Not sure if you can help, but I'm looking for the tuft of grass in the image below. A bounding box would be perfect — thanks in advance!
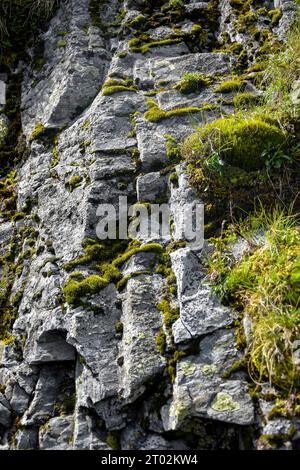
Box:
[177,72,212,94]
[0,0,58,37]
[208,208,300,391]
[261,12,300,121]
[214,78,245,93]
[0,0,59,65]
[51,144,60,167]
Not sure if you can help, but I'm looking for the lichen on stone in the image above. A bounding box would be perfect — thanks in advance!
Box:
[211,392,241,412]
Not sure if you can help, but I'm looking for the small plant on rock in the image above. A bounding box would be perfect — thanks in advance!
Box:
[177,72,212,94]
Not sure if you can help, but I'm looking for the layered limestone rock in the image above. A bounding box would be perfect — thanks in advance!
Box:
[0,0,298,450]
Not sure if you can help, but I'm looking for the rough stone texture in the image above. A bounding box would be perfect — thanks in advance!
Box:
[21,0,112,136]
[73,409,110,450]
[137,172,168,202]
[120,424,190,450]
[0,393,11,428]
[27,330,76,365]
[0,114,9,146]
[171,247,235,344]
[39,416,74,450]
[162,329,254,431]
[291,79,300,106]
[134,52,233,90]
[262,418,295,437]
[169,164,205,248]
[15,428,38,450]
[21,364,73,426]
[0,80,5,108]
[10,384,30,415]
[119,275,166,403]
[0,0,298,451]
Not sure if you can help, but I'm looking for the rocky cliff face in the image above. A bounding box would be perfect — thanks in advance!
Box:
[0,0,298,450]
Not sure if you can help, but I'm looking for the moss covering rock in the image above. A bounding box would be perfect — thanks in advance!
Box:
[144,101,202,123]
[182,115,287,171]
[63,241,164,305]
[214,78,245,93]
[29,122,46,142]
[65,175,82,192]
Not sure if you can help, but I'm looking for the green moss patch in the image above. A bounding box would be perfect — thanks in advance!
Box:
[156,327,167,356]
[113,243,164,267]
[214,78,245,93]
[129,37,182,54]
[57,39,67,48]
[164,134,181,162]
[157,297,180,329]
[63,241,164,305]
[233,92,261,109]
[116,270,150,290]
[102,85,137,96]
[29,122,46,142]
[182,115,287,171]
[268,8,282,26]
[144,102,202,123]
[126,14,146,28]
[101,78,137,96]
[89,0,106,28]
[65,175,82,192]
[63,268,121,305]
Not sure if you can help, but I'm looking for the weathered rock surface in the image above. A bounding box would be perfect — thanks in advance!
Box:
[0,393,11,428]
[39,416,74,450]
[162,329,254,431]
[171,247,234,344]
[0,0,298,451]
[137,172,168,202]
[0,115,9,146]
